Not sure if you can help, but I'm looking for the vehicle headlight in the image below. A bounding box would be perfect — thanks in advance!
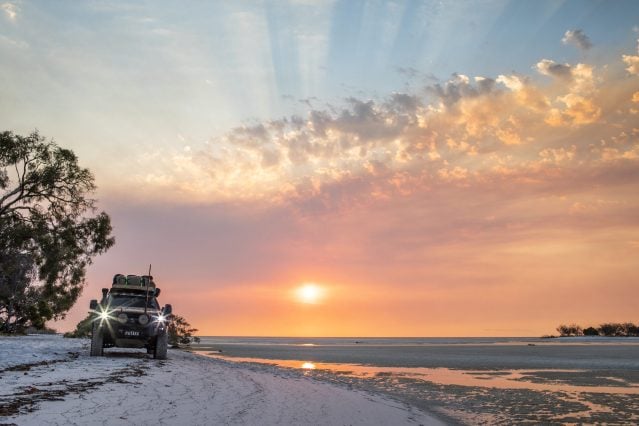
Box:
[156,314,167,324]
[138,314,149,325]
[99,310,111,321]
[117,313,128,324]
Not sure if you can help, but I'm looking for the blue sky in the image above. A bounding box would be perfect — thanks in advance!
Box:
[3,1,638,148]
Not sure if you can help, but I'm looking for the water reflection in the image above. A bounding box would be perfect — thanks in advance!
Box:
[203,353,639,395]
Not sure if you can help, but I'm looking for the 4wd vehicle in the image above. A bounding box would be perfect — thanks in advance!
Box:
[89,274,172,359]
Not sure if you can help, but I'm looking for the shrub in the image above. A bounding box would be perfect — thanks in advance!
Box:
[168,314,200,347]
[556,324,583,337]
[582,326,599,336]
[63,313,94,338]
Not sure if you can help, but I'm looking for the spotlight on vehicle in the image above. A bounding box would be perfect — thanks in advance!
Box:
[156,314,167,324]
[117,313,128,324]
[138,314,149,325]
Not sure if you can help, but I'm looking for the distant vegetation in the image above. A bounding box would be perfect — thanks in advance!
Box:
[63,313,93,338]
[555,323,639,337]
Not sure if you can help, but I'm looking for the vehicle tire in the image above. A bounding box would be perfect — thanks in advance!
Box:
[154,330,168,360]
[90,323,104,357]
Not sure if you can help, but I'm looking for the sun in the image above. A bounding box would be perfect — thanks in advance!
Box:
[296,283,324,304]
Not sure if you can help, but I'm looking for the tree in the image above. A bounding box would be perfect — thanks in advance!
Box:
[0,131,114,333]
[168,314,201,347]
[620,322,639,337]
[598,323,623,337]
[597,322,639,337]
[556,324,583,337]
[583,326,599,336]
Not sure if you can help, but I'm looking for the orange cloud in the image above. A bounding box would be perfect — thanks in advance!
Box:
[111,40,639,211]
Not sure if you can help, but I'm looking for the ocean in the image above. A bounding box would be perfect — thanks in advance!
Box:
[191,336,639,424]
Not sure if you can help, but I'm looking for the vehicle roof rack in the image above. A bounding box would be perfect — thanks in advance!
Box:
[111,274,155,290]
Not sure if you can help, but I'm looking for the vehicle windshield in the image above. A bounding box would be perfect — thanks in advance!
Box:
[108,294,159,309]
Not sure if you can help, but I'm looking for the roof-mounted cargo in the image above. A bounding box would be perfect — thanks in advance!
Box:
[112,274,155,290]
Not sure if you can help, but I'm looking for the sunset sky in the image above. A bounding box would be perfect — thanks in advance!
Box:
[2,0,639,336]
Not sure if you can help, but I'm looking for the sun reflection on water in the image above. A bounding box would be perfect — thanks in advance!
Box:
[202,353,639,396]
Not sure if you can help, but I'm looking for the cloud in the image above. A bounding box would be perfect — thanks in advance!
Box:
[622,39,639,75]
[535,59,573,80]
[623,55,639,75]
[562,29,593,50]
[536,61,601,127]
[121,41,638,222]
[428,73,496,107]
[1,2,17,20]
[539,145,576,164]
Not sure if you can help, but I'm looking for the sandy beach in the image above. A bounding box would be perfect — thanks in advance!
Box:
[4,336,639,425]
[0,335,442,426]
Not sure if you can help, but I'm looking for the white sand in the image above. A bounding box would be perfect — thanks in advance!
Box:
[0,335,443,425]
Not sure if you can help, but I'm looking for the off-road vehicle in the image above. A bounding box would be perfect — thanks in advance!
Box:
[89,274,172,359]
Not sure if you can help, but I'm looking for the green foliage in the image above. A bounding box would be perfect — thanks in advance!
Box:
[168,314,200,347]
[63,313,94,338]
[0,131,114,333]
[0,251,38,332]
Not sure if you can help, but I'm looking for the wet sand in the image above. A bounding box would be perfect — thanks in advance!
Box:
[194,339,639,424]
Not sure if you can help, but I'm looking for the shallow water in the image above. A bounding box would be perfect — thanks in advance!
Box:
[192,337,639,424]
[202,354,639,395]
[193,336,639,369]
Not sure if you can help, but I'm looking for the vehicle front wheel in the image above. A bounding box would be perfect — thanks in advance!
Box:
[90,323,104,357]
[154,330,168,360]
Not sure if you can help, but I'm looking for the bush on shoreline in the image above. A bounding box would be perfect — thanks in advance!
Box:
[63,313,93,338]
[168,314,200,348]
[554,322,639,337]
